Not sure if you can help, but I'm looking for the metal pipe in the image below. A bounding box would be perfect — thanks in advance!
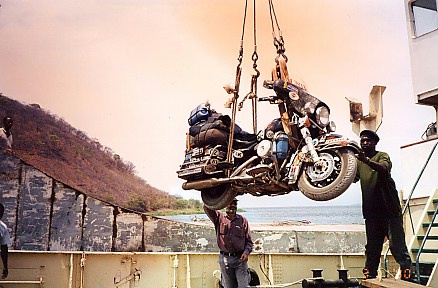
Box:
[186,254,191,288]
[247,281,301,288]
[231,156,259,177]
[181,155,259,190]
[268,254,274,285]
[0,278,43,284]
[402,141,437,216]
[114,270,142,287]
[416,204,438,283]
[172,254,178,288]
[182,175,253,190]
[80,253,86,288]
[69,253,74,288]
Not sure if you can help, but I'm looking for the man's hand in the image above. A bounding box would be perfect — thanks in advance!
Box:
[356,150,368,163]
[239,253,249,263]
[2,268,8,279]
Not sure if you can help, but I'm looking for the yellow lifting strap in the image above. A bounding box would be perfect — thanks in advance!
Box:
[271,56,296,148]
[185,132,191,154]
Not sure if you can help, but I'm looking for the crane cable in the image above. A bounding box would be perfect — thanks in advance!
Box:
[269,0,287,64]
[225,0,248,165]
[268,0,297,148]
[238,0,260,134]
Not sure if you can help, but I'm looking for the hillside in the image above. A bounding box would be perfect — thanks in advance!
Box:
[0,94,180,212]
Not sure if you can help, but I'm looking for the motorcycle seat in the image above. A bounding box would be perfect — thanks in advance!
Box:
[233,133,257,149]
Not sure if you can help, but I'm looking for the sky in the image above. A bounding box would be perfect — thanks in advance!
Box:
[0,1,435,208]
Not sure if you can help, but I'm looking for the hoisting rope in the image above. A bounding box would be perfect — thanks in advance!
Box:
[238,0,260,135]
[268,0,290,82]
[269,0,287,64]
[268,0,298,149]
[224,0,248,166]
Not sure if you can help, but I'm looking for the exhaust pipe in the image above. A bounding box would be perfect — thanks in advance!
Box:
[182,175,253,190]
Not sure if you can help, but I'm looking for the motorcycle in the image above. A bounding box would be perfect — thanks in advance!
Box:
[177,78,360,210]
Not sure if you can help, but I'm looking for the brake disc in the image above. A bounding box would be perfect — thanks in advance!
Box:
[306,152,335,182]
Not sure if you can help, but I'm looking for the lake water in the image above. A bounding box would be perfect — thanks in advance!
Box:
[159,204,364,225]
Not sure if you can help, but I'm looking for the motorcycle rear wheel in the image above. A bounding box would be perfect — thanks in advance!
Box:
[201,184,237,210]
[298,148,357,201]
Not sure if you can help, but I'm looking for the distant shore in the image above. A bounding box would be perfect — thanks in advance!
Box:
[154,215,365,232]
[148,208,203,216]
[149,208,246,216]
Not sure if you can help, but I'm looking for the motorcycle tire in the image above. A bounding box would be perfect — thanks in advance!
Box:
[201,184,237,210]
[298,148,357,201]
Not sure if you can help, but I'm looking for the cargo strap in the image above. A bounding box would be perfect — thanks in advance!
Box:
[224,0,248,167]
[271,56,298,149]
[225,0,261,167]
[237,0,260,135]
[267,0,296,148]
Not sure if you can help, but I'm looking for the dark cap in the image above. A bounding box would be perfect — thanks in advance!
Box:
[360,130,380,143]
[231,198,238,203]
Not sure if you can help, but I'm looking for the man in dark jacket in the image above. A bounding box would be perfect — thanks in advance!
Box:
[204,198,253,288]
[356,130,412,280]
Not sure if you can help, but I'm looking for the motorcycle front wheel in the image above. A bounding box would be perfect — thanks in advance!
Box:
[201,184,237,210]
[298,148,357,201]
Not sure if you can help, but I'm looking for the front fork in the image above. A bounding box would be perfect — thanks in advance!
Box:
[287,117,322,185]
[299,117,321,164]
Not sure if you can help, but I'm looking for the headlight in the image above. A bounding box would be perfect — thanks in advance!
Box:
[315,106,330,127]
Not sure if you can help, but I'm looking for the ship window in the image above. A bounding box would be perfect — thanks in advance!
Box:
[411,0,438,37]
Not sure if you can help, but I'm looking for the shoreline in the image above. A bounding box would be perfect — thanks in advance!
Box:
[156,216,365,232]
[250,222,365,232]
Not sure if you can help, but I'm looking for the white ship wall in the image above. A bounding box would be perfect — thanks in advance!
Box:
[404,0,438,105]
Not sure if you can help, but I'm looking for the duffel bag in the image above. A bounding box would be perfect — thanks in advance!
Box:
[192,128,228,147]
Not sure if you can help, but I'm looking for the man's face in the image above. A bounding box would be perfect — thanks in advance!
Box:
[360,135,377,153]
[3,118,13,130]
[225,201,237,215]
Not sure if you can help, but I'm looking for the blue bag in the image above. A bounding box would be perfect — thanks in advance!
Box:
[188,103,211,126]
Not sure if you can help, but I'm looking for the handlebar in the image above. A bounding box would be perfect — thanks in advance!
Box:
[261,80,282,103]
[263,80,274,89]
[258,96,279,103]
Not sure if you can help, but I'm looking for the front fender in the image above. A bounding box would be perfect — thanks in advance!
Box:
[316,135,361,154]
